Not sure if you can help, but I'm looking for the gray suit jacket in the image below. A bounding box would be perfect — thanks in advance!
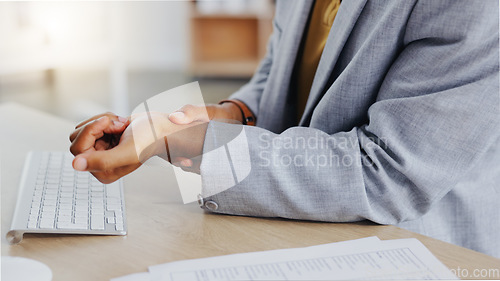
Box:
[199,0,500,258]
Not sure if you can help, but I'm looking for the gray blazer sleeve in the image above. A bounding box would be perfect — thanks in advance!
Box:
[199,1,499,224]
[227,19,281,116]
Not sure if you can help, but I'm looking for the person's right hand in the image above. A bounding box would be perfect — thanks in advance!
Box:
[168,103,243,126]
[166,103,242,170]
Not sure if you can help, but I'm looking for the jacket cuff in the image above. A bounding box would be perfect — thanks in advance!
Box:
[198,121,251,212]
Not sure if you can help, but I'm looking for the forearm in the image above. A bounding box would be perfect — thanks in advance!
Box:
[199,102,499,224]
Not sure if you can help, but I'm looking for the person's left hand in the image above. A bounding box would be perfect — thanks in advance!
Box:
[69,112,130,151]
[69,114,142,183]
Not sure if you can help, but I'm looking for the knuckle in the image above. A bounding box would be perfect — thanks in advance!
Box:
[98,171,116,184]
[69,131,77,142]
[181,104,195,112]
[69,144,81,156]
[95,158,110,171]
[99,115,111,123]
[91,173,111,184]
[80,123,93,135]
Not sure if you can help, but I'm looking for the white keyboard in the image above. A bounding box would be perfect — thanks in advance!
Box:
[7,151,127,244]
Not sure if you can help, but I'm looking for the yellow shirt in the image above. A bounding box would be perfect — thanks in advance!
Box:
[296,0,341,119]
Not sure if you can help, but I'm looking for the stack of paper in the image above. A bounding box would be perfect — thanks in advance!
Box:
[111,237,458,280]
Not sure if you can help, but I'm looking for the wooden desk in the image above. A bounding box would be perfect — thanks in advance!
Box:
[1,103,499,280]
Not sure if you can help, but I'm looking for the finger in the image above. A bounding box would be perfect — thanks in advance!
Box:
[95,139,109,151]
[177,163,200,174]
[69,127,83,142]
[171,156,193,167]
[76,112,129,129]
[73,140,138,172]
[70,117,128,142]
[72,118,128,151]
[70,116,116,155]
[168,104,210,125]
[90,163,140,184]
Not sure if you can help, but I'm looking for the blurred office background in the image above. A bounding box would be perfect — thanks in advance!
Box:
[0,0,274,121]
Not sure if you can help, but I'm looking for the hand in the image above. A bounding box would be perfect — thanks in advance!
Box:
[70,111,208,182]
[69,113,143,183]
[69,112,130,151]
[166,103,242,169]
[168,103,243,126]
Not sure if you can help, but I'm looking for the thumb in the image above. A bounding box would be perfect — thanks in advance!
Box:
[168,105,209,125]
[73,143,138,172]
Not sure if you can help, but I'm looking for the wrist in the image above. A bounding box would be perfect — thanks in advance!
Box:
[128,112,171,163]
[219,102,244,123]
[218,99,256,125]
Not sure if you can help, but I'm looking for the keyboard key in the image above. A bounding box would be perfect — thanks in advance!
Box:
[59,197,73,203]
[57,216,72,222]
[106,185,120,198]
[60,188,73,192]
[76,190,89,196]
[60,193,73,198]
[115,216,123,225]
[106,198,121,205]
[116,224,124,231]
[76,195,89,201]
[45,189,58,195]
[59,203,73,210]
[76,183,89,189]
[91,208,105,215]
[44,200,57,206]
[74,217,88,225]
[76,199,89,205]
[91,205,104,211]
[106,205,121,211]
[46,184,59,190]
[31,205,41,212]
[91,186,104,192]
[47,178,60,184]
[61,182,74,188]
[57,222,88,230]
[28,220,38,229]
[41,211,56,219]
[74,211,88,218]
[45,194,58,200]
[42,206,56,212]
[92,194,104,199]
[39,219,55,229]
[91,216,105,230]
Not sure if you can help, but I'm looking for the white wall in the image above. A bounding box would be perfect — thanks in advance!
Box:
[0,1,190,73]
[118,1,190,70]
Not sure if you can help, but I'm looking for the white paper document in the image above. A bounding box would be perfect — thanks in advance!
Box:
[112,237,458,281]
[111,272,151,281]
